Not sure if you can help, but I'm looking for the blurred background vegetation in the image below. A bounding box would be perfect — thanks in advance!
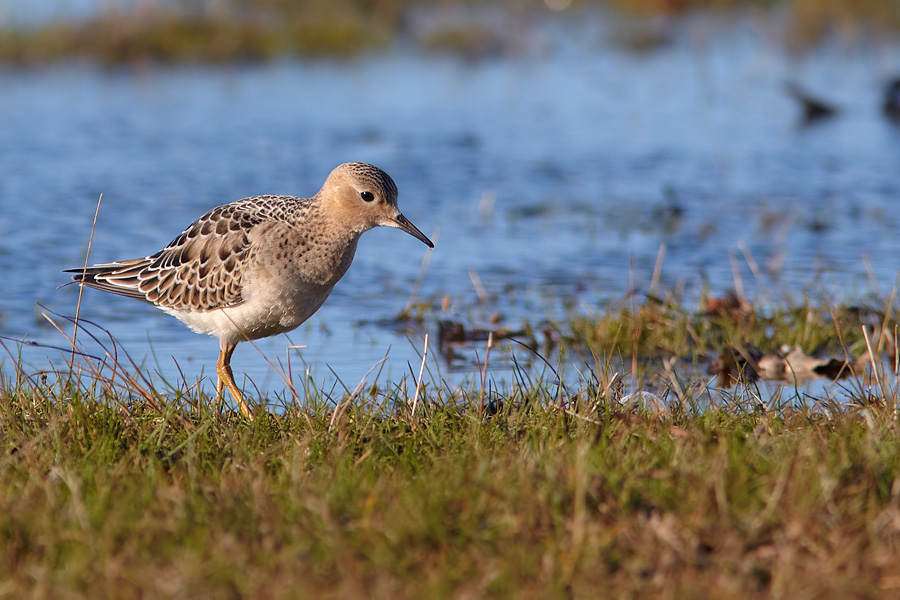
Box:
[1,0,899,65]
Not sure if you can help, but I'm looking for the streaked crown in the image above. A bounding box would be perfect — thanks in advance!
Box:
[337,162,399,204]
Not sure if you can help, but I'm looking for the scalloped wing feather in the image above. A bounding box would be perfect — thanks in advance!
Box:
[69,201,274,311]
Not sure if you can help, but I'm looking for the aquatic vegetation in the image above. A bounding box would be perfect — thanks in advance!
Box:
[548,290,887,359]
[0,8,385,64]
[426,286,894,392]
[1,0,899,65]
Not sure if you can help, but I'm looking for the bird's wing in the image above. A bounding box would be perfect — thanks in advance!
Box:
[68,201,273,311]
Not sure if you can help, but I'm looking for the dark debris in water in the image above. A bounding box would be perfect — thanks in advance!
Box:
[884,77,900,123]
[784,81,840,128]
[703,290,752,323]
[709,344,872,388]
[437,320,537,364]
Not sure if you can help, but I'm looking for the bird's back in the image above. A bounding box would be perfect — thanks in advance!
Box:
[68,194,319,312]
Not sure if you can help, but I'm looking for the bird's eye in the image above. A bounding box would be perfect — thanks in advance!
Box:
[360,191,375,202]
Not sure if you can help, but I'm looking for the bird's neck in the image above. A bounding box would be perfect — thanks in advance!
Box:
[296,220,362,287]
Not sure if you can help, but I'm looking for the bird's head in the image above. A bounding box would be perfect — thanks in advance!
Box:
[320,162,433,248]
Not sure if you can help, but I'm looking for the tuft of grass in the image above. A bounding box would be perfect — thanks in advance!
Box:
[547,292,890,363]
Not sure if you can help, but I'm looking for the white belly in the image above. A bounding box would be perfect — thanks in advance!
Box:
[162,276,334,346]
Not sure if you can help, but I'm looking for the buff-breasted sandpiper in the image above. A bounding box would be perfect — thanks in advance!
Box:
[67,162,433,419]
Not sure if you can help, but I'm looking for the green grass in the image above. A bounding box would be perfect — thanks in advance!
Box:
[2,333,900,597]
[2,292,899,597]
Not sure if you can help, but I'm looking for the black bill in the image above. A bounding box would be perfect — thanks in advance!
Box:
[391,213,434,248]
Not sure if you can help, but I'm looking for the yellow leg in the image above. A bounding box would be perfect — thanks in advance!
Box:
[216,343,253,420]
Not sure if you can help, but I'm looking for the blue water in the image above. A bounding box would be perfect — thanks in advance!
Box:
[2,22,900,401]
